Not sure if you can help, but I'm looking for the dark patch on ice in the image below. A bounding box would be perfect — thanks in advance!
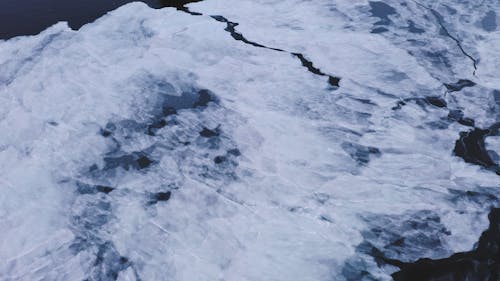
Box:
[163,89,217,112]
[68,82,238,280]
[381,208,500,281]
[142,80,215,114]
[447,110,475,127]
[457,118,475,127]
[154,191,171,201]
[288,206,305,213]
[426,120,449,130]
[75,240,140,281]
[352,97,377,106]
[444,79,476,92]
[369,1,396,26]
[96,185,115,194]
[193,89,216,107]
[424,96,447,108]
[453,123,500,175]
[103,152,154,171]
[106,122,117,131]
[89,242,133,281]
[341,142,381,165]
[227,148,241,157]
[392,100,407,110]
[148,191,172,205]
[494,90,500,105]
[94,83,239,184]
[407,20,425,34]
[197,127,223,150]
[481,11,497,32]
[69,193,113,258]
[214,155,227,164]
[199,127,220,138]
[114,119,146,135]
[99,122,117,137]
[392,96,447,110]
[145,85,218,136]
[214,147,242,166]
[448,188,499,208]
[342,258,377,281]
[363,211,451,261]
[146,88,217,136]
[100,129,113,138]
[99,122,117,138]
[423,50,453,69]
[76,182,115,195]
[89,164,99,172]
[137,155,153,169]
[212,148,241,165]
[371,26,389,34]
[146,120,168,136]
[319,215,333,223]
[493,90,500,121]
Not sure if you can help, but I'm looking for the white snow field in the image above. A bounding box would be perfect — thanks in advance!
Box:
[0,0,499,280]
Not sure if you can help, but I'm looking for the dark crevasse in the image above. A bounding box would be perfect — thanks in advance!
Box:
[210,15,341,87]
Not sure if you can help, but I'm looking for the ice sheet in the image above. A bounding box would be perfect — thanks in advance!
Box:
[0,1,499,280]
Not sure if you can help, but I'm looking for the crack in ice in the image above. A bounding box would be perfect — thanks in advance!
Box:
[413,0,478,76]
[178,5,341,88]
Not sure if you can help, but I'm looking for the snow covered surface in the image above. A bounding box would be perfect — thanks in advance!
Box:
[0,0,498,280]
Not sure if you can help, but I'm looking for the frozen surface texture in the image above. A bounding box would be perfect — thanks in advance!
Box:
[0,0,499,280]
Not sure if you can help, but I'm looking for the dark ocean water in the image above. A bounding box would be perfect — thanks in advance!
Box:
[0,0,199,39]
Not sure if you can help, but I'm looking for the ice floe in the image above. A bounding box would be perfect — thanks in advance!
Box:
[0,0,499,280]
